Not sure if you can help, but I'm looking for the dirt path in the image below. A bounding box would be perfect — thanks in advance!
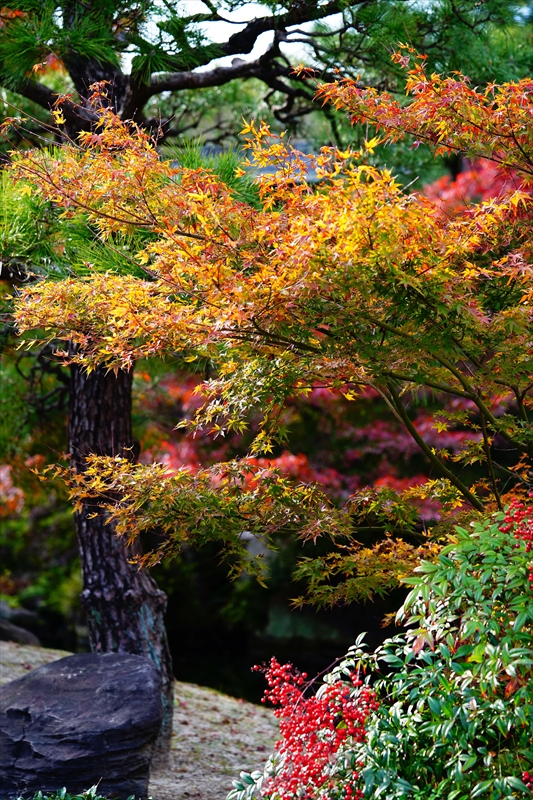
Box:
[0,641,277,800]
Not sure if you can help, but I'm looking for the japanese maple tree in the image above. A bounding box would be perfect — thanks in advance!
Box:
[9,51,533,604]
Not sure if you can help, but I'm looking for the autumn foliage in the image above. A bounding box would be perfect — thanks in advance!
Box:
[7,51,533,600]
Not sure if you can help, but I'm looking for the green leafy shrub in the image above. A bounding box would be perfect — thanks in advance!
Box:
[17,788,142,800]
[353,509,533,799]
[233,509,533,800]
[18,790,109,800]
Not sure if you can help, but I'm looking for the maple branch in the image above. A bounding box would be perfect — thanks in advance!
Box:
[383,370,473,399]
[14,156,213,244]
[232,319,322,355]
[398,283,488,372]
[363,313,478,394]
[504,100,533,173]
[340,93,533,178]
[492,460,531,487]
[370,383,410,429]
[423,368,525,454]
[14,155,150,227]
[480,412,502,511]
[511,385,529,422]
[362,312,528,450]
[518,382,533,407]
[387,382,484,512]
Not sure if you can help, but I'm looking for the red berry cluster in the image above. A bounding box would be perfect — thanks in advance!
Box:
[523,771,533,793]
[499,498,533,588]
[253,657,378,800]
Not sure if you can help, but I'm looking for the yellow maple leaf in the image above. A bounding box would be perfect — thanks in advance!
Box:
[364,136,382,154]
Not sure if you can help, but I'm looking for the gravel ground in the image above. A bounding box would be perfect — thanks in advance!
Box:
[0,641,278,800]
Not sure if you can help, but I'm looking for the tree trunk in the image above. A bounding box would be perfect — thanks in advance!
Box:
[69,363,173,765]
[44,27,174,764]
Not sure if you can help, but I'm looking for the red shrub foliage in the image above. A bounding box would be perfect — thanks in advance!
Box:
[499,496,533,588]
[254,657,378,800]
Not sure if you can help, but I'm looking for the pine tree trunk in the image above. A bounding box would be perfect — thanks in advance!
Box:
[69,363,173,765]
[47,31,174,765]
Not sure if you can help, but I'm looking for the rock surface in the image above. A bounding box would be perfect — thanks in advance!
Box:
[0,601,40,631]
[0,652,163,800]
[0,618,40,647]
[0,642,279,800]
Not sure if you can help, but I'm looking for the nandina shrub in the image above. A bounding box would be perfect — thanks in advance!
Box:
[228,653,378,800]
[500,498,533,589]
[350,509,533,800]
[260,657,377,800]
[231,509,533,800]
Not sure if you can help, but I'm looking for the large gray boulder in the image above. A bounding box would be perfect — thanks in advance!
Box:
[0,652,163,799]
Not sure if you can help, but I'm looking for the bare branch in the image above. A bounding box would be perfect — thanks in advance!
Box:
[137,0,355,106]
[218,1,354,60]
[147,54,266,95]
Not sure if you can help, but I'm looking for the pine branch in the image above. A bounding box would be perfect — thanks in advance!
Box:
[129,0,352,111]
[146,54,264,95]
[10,78,60,112]
[218,0,351,59]
[10,78,97,126]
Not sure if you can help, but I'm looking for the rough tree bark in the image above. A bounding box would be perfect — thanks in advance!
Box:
[53,16,176,762]
[69,363,173,763]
